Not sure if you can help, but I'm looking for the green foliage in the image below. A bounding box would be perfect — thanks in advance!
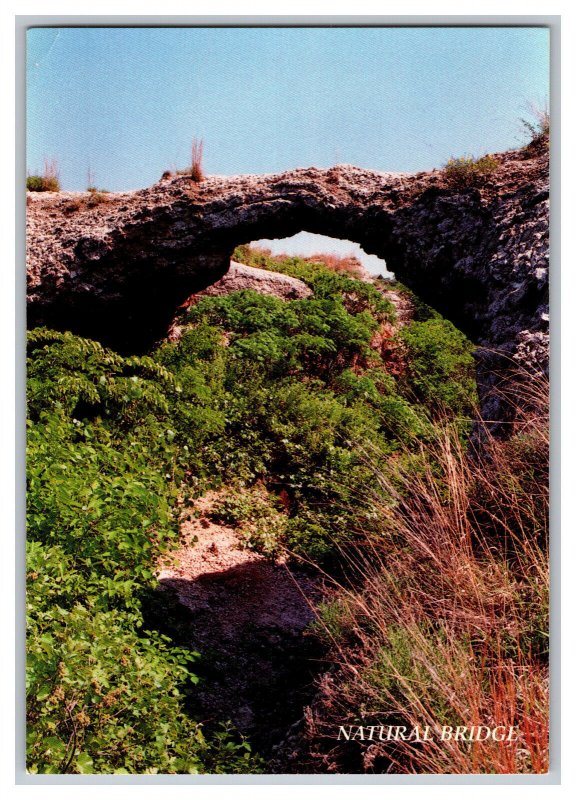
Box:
[397,318,477,421]
[211,486,288,560]
[185,288,382,380]
[27,159,60,192]
[26,333,262,774]
[27,245,479,772]
[233,246,396,322]
[27,329,176,424]
[443,154,499,188]
[27,578,259,773]
[163,251,475,556]
[27,175,46,192]
[27,175,61,192]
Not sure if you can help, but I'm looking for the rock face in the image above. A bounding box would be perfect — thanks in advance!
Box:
[193,260,312,301]
[26,140,549,428]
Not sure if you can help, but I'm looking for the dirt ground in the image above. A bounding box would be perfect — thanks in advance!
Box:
[155,494,328,766]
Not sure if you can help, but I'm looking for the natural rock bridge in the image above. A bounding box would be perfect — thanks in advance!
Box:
[26,141,549,428]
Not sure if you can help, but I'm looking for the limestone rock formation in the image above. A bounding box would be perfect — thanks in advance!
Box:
[193,260,312,301]
[26,139,549,428]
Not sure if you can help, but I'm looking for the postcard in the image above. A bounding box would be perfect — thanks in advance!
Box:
[23,20,552,779]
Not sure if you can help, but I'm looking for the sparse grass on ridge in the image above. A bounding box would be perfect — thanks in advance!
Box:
[175,137,205,182]
[443,154,499,189]
[520,104,550,148]
[27,158,61,192]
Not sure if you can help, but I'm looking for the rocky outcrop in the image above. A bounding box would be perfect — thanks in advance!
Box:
[166,261,312,342]
[26,140,549,428]
[193,260,312,301]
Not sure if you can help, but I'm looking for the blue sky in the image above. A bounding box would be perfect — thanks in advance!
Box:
[27,26,549,271]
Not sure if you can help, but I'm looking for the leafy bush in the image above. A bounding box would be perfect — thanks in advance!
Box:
[161,252,476,559]
[27,175,47,192]
[26,331,262,774]
[233,246,396,322]
[211,485,288,560]
[27,175,61,192]
[397,317,477,421]
[184,288,385,381]
[27,245,483,772]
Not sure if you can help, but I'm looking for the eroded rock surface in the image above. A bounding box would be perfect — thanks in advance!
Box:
[26,140,549,426]
[195,260,312,301]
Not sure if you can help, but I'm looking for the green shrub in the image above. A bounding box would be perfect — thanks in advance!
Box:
[211,485,288,560]
[26,243,484,770]
[27,159,61,192]
[443,154,499,188]
[27,175,46,192]
[26,330,263,774]
[232,247,396,322]
[27,175,61,192]
[397,318,477,421]
[27,555,260,774]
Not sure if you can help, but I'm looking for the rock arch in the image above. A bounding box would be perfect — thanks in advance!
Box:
[26,142,549,428]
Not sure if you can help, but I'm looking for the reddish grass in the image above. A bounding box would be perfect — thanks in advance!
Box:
[43,158,60,192]
[304,252,367,279]
[190,138,204,182]
[305,377,549,774]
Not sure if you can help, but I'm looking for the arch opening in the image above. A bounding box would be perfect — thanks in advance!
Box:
[27,151,549,429]
[250,231,394,280]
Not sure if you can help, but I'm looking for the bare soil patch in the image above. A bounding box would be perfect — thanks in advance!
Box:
[153,493,328,767]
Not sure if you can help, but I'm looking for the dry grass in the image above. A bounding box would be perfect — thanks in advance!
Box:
[305,252,367,279]
[443,154,499,189]
[190,138,204,182]
[42,158,60,192]
[520,104,550,148]
[27,158,61,192]
[306,377,549,774]
[85,192,110,208]
[174,138,205,182]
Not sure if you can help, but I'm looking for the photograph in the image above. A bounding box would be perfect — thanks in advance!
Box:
[24,21,551,777]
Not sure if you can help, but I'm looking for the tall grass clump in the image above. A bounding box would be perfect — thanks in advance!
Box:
[175,138,205,182]
[443,154,499,189]
[307,376,548,774]
[190,138,204,181]
[27,158,61,192]
[520,104,550,148]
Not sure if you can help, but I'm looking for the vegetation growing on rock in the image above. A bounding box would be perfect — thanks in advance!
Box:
[443,154,499,187]
[26,247,547,774]
[27,159,61,192]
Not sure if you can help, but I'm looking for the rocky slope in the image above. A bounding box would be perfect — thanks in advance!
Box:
[26,139,549,428]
